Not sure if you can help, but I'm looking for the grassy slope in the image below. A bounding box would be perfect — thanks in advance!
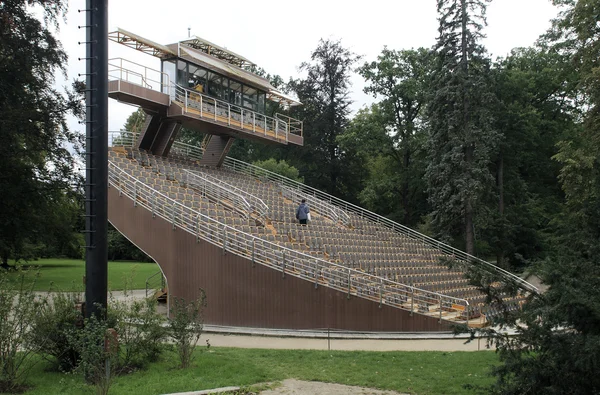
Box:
[23,348,497,395]
[5,258,159,291]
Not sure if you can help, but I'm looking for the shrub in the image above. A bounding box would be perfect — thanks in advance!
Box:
[68,312,118,395]
[169,290,207,368]
[109,291,167,372]
[0,268,47,392]
[30,291,83,372]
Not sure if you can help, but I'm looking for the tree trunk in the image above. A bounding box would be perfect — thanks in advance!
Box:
[461,0,474,256]
[402,147,410,224]
[465,146,475,256]
[1,251,9,269]
[497,154,505,267]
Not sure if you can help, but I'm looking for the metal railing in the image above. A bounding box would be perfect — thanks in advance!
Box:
[195,171,269,220]
[184,170,260,220]
[173,85,291,143]
[221,157,539,294]
[107,131,536,294]
[281,185,341,225]
[108,58,170,93]
[108,160,472,324]
[275,113,303,137]
[145,271,166,299]
[171,140,205,160]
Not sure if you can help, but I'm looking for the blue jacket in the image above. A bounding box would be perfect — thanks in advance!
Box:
[296,203,310,220]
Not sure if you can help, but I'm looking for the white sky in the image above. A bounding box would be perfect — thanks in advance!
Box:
[57,0,559,134]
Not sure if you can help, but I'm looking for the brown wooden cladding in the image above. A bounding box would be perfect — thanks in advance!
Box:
[108,187,453,332]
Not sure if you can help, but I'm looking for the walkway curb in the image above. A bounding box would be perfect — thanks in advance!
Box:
[162,386,240,395]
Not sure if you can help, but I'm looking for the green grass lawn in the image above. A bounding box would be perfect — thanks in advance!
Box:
[21,348,498,395]
[5,258,160,291]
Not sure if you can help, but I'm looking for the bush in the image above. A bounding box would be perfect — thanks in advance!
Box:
[29,291,83,372]
[169,290,207,368]
[0,268,47,392]
[109,291,167,372]
[68,312,118,395]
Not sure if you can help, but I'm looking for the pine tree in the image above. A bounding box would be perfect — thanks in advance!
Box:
[426,0,497,255]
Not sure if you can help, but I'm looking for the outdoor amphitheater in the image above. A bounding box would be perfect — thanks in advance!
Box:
[106,28,537,334]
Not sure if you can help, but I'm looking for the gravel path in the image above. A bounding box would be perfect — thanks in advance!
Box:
[260,379,408,395]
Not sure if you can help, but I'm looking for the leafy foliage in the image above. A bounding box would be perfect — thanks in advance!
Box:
[288,39,364,201]
[351,48,432,225]
[0,269,47,392]
[252,158,303,182]
[0,0,84,267]
[169,291,207,369]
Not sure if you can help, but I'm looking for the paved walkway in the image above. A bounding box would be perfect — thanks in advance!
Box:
[84,290,496,352]
[201,332,491,352]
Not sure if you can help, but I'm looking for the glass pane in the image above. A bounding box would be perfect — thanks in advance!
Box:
[207,72,223,99]
[191,68,207,93]
[257,92,265,114]
[176,60,187,87]
[162,60,176,98]
[243,86,258,111]
[229,81,242,107]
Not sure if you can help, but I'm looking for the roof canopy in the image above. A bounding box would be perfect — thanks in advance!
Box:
[178,36,255,69]
[108,28,176,59]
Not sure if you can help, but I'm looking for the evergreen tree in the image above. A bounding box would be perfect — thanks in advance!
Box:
[0,0,83,267]
[471,2,600,393]
[426,0,497,255]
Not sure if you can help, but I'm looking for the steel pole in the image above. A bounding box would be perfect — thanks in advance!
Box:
[85,0,108,319]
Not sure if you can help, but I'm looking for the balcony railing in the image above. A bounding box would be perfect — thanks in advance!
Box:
[173,85,293,143]
[108,59,304,142]
[108,58,170,93]
[108,160,473,324]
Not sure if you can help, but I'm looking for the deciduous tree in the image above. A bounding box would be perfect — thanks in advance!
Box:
[0,0,83,267]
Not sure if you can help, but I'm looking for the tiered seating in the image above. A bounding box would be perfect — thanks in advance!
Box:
[109,147,527,324]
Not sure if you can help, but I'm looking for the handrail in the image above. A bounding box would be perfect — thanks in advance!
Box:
[171,140,204,161]
[173,84,291,144]
[108,58,169,93]
[280,185,340,224]
[108,160,472,324]
[221,156,539,294]
[109,131,205,162]
[145,271,165,299]
[198,171,269,220]
[184,170,253,219]
[275,113,303,137]
[107,131,535,293]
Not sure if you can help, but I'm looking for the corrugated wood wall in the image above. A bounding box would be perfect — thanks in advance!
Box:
[108,187,453,332]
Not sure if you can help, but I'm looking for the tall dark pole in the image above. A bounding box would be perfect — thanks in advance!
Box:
[84,0,108,319]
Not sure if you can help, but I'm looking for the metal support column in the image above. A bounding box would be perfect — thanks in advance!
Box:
[84,0,108,319]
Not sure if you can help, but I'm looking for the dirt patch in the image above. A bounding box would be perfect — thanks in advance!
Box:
[259,379,408,395]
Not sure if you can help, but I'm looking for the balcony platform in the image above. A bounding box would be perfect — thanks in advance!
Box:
[109,78,303,147]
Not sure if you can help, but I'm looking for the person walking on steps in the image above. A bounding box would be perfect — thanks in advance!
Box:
[296,199,310,225]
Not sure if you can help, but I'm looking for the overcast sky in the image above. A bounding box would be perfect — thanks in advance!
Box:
[57,0,559,133]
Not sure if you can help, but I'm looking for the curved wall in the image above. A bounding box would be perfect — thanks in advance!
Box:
[108,187,453,332]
